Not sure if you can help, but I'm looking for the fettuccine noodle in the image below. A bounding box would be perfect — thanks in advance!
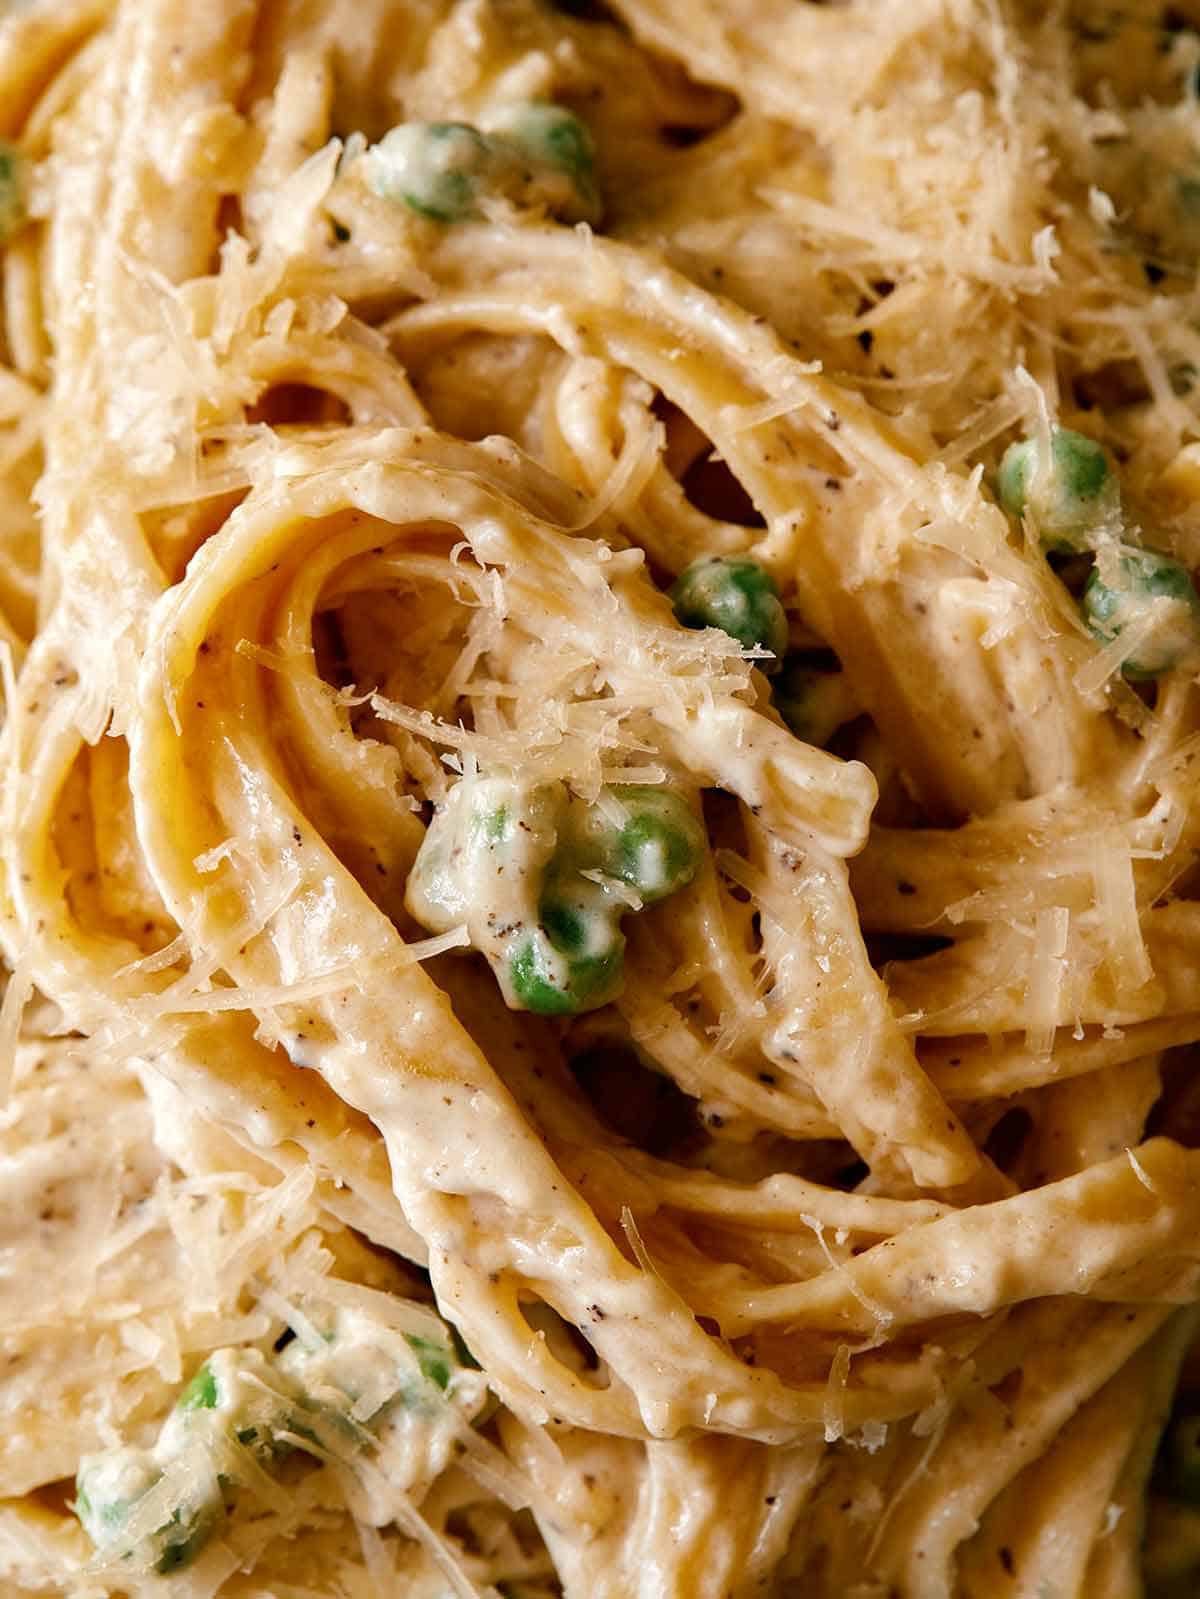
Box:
[3,1,1200,1595]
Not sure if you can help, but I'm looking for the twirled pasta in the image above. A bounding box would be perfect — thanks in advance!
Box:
[3,1,1200,1595]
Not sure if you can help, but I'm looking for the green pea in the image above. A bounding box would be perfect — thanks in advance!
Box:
[600,785,703,901]
[1170,1414,1200,1503]
[996,427,1113,551]
[494,102,592,179]
[539,898,602,958]
[279,1307,483,1431]
[177,1362,219,1412]
[75,1449,161,1550]
[670,557,788,669]
[1082,546,1200,678]
[0,141,26,244]
[75,1448,224,1573]
[448,1323,480,1371]
[365,122,494,222]
[234,1412,300,1463]
[152,1502,221,1574]
[490,101,599,218]
[508,927,624,1016]
[773,659,860,746]
[404,1333,453,1392]
[479,804,510,844]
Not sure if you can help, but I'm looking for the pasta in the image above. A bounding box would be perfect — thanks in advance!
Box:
[3,0,1200,1592]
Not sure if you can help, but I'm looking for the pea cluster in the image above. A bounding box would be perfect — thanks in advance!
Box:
[74,1309,477,1574]
[509,784,705,1015]
[407,780,705,1017]
[997,425,1200,679]
[668,553,862,746]
[362,102,600,226]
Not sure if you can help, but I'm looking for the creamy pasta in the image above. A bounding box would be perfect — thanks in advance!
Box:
[3,0,1200,1594]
